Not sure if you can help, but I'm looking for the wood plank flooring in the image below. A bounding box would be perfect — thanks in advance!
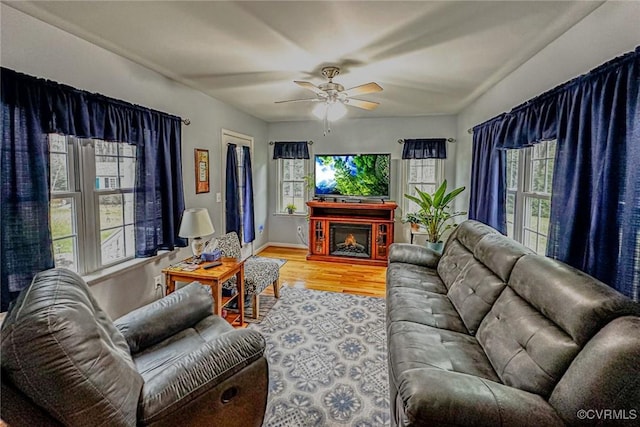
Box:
[257,246,387,298]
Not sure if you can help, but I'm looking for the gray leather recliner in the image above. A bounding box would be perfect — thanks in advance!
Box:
[1,268,268,426]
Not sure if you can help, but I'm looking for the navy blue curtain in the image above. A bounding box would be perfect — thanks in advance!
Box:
[1,71,55,311]
[0,68,186,309]
[469,119,507,234]
[225,144,241,235]
[272,141,310,159]
[548,49,639,300]
[401,138,447,159]
[469,47,639,299]
[242,146,255,243]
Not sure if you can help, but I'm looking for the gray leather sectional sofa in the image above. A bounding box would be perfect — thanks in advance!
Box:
[386,220,640,426]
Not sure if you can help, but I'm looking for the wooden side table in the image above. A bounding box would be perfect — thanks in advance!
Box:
[162,257,245,327]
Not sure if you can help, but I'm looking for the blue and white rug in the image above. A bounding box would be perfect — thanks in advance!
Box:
[249,286,389,427]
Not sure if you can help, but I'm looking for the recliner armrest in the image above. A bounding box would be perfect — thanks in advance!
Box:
[397,368,564,427]
[115,282,213,353]
[388,243,441,268]
[138,329,266,425]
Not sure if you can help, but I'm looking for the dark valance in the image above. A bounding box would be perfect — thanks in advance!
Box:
[401,138,447,159]
[272,141,310,159]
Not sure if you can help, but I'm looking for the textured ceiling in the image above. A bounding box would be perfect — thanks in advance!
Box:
[7,1,602,122]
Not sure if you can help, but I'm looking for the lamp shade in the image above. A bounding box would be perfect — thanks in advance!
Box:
[178,208,215,238]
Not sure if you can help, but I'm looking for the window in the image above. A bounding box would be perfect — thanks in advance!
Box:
[278,158,309,213]
[506,140,556,255]
[404,158,444,214]
[49,135,137,274]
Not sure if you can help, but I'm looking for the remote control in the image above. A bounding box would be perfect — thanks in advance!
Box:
[202,261,222,269]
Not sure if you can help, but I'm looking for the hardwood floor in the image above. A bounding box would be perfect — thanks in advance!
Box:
[257,246,387,298]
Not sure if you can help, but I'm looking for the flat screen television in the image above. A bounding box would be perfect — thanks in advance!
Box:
[314,154,390,199]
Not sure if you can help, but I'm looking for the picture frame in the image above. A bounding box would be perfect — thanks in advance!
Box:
[195,148,210,194]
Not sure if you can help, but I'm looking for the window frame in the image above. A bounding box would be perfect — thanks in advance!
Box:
[506,140,556,255]
[49,135,138,275]
[277,157,310,214]
[402,157,445,215]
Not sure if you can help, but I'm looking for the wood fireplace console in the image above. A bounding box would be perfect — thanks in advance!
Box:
[306,200,397,266]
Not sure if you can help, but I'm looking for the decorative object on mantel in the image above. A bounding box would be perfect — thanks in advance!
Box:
[178,208,215,263]
[274,66,383,135]
[404,180,466,253]
[194,148,209,193]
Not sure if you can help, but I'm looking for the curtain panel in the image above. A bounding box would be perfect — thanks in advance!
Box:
[242,146,255,243]
[225,144,241,235]
[0,68,186,309]
[469,47,640,300]
[401,138,447,159]
[272,141,310,159]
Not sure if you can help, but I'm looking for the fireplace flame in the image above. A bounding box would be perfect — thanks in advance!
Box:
[344,234,357,247]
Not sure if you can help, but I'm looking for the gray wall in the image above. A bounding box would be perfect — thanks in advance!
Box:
[1,4,269,318]
[454,0,640,213]
[266,116,457,245]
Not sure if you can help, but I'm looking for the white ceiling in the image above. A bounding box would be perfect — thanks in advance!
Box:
[7,1,603,122]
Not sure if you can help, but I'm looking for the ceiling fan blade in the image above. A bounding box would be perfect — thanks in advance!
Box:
[274,97,320,104]
[294,81,326,95]
[343,82,383,98]
[346,99,380,110]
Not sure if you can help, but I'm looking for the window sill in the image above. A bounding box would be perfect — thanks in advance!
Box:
[82,249,183,286]
[272,212,307,217]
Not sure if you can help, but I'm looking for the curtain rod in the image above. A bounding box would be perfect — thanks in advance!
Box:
[181,118,191,126]
[268,141,314,145]
[397,138,456,144]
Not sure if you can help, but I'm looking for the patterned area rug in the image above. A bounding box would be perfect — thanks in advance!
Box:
[249,286,389,427]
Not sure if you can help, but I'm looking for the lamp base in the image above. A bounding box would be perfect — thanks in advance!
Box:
[190,237,205,263]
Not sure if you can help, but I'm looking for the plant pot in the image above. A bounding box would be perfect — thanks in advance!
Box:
[287,208,294,214]
[410,222,420,232]
[425,241,444,254]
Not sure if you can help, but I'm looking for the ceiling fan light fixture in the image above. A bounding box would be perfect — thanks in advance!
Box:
[312,101,347,122]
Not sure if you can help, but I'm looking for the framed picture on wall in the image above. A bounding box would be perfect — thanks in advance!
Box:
[195,148,210,193]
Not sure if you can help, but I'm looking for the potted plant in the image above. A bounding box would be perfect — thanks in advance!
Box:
[286,203,297,215]
[402,212,424,232]
[404,180,466,253]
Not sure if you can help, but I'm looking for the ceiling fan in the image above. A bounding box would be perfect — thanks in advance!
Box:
[275,66,383,119]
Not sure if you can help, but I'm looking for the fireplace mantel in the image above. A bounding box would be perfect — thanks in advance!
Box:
[306,200,397,266]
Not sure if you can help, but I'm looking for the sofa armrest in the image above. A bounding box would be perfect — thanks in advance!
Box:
[115,282,213,353]
[138,329,266,425]
[388,243,441,268]
[397,369,564,427]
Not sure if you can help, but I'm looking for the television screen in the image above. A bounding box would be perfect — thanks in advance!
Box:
[314,154,390,199]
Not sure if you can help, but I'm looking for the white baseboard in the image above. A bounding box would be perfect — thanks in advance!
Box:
[256,242,307,253]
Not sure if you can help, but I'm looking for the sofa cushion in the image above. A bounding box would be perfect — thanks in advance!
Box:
[386,263,447,294]
[476,287,580,398]
[436,239,475,289]
[388,321,499,387]
[472,233,533,282]
[0,269,143,426]
[387,288,468,334]
[508,255,640,346]
[446,259,507,335]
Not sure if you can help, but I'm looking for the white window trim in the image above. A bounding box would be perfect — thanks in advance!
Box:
[276,157,311,215]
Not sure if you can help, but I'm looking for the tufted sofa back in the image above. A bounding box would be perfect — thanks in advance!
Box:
[437,221,532,334]
[476,255,640,399]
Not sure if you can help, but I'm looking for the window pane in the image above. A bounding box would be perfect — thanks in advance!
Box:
[51,198,75,238]
[95,156,119,189]
[101,228,125,265]
[293,159,305,180]
[294,182,304,198]
[124,193,135,224]
[531,160,546,192]
[95,140,118,156]
[125,225,135,258]
[53,237,77,271]
[506,150,519,190]
[119,156,136,188]
[283,163,291,180]
[100,195,124,228]
[49,134,67,152]
[283,182,292,197]
[120,143,136,157]
[506,193,516,238]
[539,198,551,236]
[50,153,69,192]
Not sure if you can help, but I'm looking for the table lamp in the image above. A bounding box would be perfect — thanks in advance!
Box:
[178,208,215,263]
